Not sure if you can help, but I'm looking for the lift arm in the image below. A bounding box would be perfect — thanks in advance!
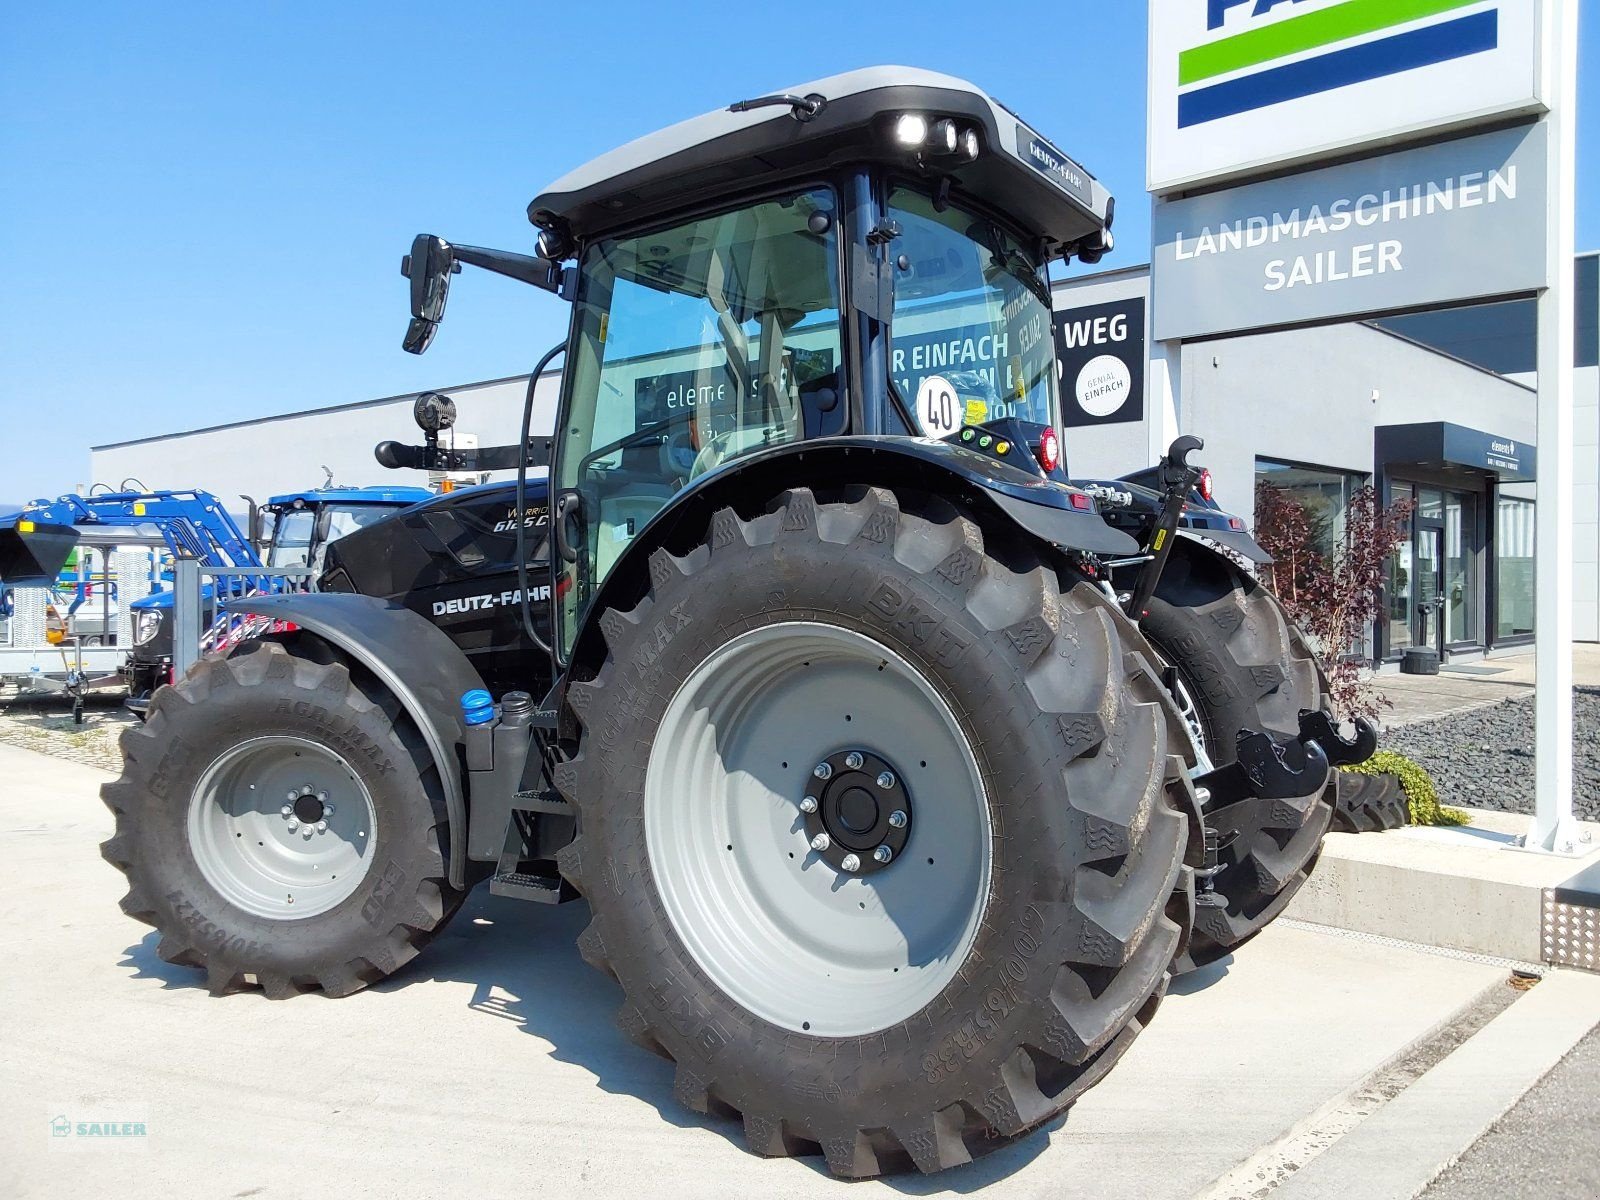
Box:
[0,490,260,589]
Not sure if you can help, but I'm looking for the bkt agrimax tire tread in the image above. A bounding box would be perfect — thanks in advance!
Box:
[1144,552,1335,971]
[100,639,465,998]
[555,486,1196,1177]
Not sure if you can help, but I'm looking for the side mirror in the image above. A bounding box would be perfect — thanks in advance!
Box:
[401,235,460,354]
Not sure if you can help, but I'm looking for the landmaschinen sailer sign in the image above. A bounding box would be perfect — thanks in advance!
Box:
[1151,122,1547,340]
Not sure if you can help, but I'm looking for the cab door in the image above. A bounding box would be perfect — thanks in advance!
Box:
[548,188,845,657]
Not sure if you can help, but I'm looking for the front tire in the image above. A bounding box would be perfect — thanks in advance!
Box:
[101,639,465,998]
[557,487,1195,1177]
[1141,545,1336,971]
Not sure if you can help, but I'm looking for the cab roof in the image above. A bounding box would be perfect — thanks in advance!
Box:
[527,66,1113,260]
[267,486,432,508]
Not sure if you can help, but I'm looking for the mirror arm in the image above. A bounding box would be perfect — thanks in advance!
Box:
[450,244,564,294]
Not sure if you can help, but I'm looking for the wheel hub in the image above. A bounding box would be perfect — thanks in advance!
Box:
[291,789,327,826]
[802,748,911,874]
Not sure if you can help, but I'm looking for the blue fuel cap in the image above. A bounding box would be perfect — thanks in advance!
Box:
[461,688,495,726]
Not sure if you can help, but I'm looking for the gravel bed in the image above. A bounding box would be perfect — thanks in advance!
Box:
[1382,687,1600,821]
[0,689,131,773]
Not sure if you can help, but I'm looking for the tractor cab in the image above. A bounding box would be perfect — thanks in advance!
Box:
[400,67,1116,655]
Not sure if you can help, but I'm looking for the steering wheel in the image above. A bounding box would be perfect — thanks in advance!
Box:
[574,412,695,482]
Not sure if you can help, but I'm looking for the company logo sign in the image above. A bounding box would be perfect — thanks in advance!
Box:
[1147,0,1544,193]
[1181,0,1499,129]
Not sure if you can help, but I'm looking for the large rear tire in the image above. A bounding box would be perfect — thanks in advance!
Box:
[1141,545,1336,972]
[556,487,1196,1177]
[101,639,466,998]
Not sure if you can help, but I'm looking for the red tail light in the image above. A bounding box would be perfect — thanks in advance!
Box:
[1197,468,1214,502]
[1036,427,1061,473]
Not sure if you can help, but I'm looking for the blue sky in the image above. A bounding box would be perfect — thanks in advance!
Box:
[2,1,1595,503]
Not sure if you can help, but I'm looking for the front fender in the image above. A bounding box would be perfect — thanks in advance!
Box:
[568,436,1139,676]
[223,592,485,889]
[1179,526,1272,565]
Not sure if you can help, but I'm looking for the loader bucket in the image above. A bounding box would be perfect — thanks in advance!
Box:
[0,521,79,588]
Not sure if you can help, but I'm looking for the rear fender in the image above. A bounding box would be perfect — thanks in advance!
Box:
[222,592,484,889]
[568,437,1138,679]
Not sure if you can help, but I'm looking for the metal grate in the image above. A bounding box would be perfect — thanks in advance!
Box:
[1542,890,1600,972]
[1278,917,1545,975]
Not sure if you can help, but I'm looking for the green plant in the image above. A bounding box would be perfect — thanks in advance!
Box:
[1342,751,1470,827]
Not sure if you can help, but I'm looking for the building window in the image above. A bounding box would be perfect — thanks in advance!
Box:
[1371,298,1537,376]
[1495,496,1536,641]
[1254,458,1366,558]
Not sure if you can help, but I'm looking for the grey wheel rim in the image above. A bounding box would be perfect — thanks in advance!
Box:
[1155,648,1215,774]
[645,621,991,1037]
[187,735,377,920]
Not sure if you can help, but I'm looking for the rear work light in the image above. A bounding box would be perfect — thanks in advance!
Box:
[1197,468,1214,502]
[1036,427,1061,473]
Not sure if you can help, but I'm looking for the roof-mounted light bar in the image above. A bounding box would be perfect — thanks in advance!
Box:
[891,113,981,162]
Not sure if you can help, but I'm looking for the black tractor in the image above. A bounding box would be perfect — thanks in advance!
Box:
[103,67,1373,1178]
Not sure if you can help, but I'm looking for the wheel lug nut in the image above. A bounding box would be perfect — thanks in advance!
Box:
[810,832,831,852]
[323,803,334,816]
[315,821,328,833]
[286,791,297,802]
[316,791,328,803]
[875,771,896,789]
[844,751,863,770]
[813,762,833,781]
[874,845,893,864]
[840,853,861,873]
[800,795,819,814]
[287,821,299,833]
[281,805,293,816]
[888,809,907,828]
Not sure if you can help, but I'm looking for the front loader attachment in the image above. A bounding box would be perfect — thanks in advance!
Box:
[0,520,79,588]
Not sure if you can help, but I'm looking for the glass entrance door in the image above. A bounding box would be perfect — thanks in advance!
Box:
[1414,527,1444,650]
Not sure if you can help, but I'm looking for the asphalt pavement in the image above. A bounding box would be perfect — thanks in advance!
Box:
[1419,1027,1600,1200]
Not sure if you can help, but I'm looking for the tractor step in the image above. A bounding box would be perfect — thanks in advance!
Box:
[490,787,578,904]
[512,788,572,815]
[490,867,575,904]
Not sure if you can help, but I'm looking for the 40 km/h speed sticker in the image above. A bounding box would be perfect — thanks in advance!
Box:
[916,375,962,437]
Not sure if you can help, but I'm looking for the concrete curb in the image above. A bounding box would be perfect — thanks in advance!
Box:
[1287,808,1600,962]
[1272,969,1600,1200]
